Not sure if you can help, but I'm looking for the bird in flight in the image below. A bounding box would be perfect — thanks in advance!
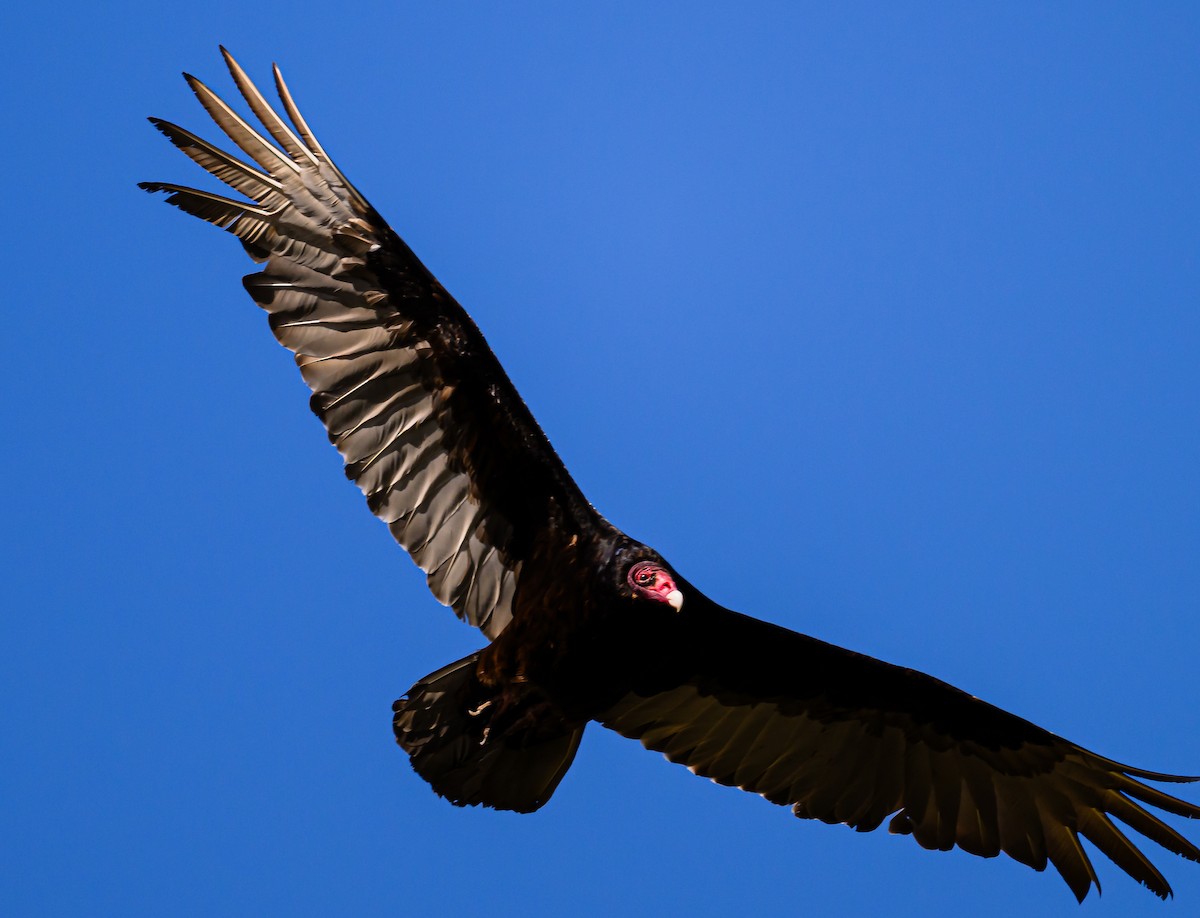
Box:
[142,49,1199,902]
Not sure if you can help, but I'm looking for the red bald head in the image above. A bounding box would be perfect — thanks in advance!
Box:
[627,561,684,611]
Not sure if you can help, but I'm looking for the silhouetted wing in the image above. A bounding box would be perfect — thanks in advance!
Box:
[599,605,1200,901]
[141,50,604,638]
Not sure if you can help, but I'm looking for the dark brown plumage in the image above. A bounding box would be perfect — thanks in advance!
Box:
[142,49,1200,902]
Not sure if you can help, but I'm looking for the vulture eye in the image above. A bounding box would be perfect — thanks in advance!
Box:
[627,562,684,612]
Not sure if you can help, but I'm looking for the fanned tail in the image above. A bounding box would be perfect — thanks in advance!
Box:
[392,653,584,813]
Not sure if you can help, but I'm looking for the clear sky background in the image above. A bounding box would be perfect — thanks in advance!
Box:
[4,3,1199,916]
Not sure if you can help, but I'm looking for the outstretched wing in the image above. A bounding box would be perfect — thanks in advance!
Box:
[142,49,605,639]
[599,601,1200,901]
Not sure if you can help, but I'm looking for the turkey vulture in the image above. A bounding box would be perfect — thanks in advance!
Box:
[142,49,1199,902]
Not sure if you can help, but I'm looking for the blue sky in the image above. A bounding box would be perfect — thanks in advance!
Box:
[4,3,1199,915]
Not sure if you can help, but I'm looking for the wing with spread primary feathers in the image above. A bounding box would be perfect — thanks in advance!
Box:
[600,603,1200,902]
[142,49,605,639]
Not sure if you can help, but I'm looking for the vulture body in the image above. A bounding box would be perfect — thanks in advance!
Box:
[142,50,1199,902]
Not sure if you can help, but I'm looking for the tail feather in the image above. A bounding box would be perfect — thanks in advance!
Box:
[392,653,584,813]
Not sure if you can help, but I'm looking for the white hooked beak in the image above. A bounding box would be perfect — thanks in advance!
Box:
[666,589,684,612]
